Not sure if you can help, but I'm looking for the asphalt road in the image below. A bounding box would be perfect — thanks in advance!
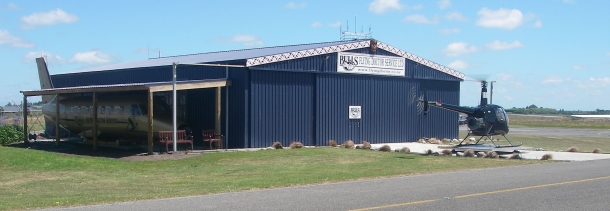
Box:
[42,159,610,211]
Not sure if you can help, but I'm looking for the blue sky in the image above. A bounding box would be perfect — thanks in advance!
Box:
[1,0,608,111]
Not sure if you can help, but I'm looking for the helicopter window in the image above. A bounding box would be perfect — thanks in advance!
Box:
[108,106,114,115]
[118,106,124,115]
[131,104,140,115]
[139,104,148,115]
[495,107,507,122]
[100,106,105,114]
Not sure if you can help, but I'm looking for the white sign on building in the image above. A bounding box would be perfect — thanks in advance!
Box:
[337,52,405,76]
[349,106,361,119]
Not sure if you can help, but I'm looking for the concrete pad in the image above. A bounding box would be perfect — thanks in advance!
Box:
[367,142,610,161]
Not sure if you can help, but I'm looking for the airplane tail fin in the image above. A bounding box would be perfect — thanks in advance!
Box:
[36,57,54,103]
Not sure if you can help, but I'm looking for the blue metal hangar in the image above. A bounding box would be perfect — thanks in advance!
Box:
[48,39,465,149]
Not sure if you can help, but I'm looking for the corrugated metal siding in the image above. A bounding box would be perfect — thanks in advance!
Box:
[407,60,461,81]
[249,70,315,148]
[316,74,421,145]
[227,67,248,148]
[51,65,228,88]
[419,80,460,139]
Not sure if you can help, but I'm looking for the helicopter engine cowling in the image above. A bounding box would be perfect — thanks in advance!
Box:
[467,117,485,130]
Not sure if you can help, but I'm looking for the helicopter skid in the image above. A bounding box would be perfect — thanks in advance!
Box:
[450,144,531,155]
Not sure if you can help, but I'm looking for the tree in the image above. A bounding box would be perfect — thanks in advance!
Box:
[526,104,538,109]
[5,102,12,107]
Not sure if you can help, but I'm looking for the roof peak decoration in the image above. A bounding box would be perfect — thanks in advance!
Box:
[246,39,465,80]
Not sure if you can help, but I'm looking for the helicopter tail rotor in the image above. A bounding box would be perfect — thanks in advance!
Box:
[410,87,430,116]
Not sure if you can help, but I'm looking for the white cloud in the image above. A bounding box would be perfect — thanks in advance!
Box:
[216,34,264,47]
[575,77,610,89]
[369,0,402,14]
[448,60,468,70]
[6,3,19,10]
[404,14,438,24]
[485,40,524,50]
[439,28,460,34]
[442,42,477,57]
[23,51,64,63]
[328,21,342,28]
[69,50,114,64]
[541,76,563,84]
[21,8,79,29]
[476,8,523,30]
[438,0,451,9]
[0,30,34,48]
[311,22,323,28]
[534,20,542,28]
[445,12,467,21]
[573,65,589,70]
[285,2,306,9]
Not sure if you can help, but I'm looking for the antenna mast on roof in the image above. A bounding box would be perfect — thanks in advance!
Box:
[340,15,372,41]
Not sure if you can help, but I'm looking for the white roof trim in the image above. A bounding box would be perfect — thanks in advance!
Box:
[246,40,465,80]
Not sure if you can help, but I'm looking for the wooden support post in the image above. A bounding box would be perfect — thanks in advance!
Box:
[215,87,221,141]
[92,92,98,151]
[147,90,154,155]
[23,96,28,144]
[55,95,60,145]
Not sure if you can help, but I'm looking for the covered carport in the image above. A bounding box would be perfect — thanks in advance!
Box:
[20,78,230,155]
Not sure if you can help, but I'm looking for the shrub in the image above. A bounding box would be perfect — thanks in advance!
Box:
[541,154,553,160]
[417,139,425,143]
[289,141,303,149]
[592,148,602,154]
[328,140,337,147]
[0,125,24,146]
[361,141,371,150]
[272,141,283,149]
[566,147,581,153]
[341,140,355,149]
[378,145,392,152]
[462,149,475,157]
[476,152,486,158]
[400,147,411,153]
[485,151,499,158]
[441,149,453,156]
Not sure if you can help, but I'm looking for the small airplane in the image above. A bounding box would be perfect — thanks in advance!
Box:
[35,57,191,144]
[570,115,610,119]
[416,80,519,147]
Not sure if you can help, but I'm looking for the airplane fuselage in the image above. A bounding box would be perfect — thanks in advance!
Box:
[43,95,189,141]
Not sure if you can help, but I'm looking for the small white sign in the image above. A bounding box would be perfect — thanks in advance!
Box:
[349,106,361,119]
[337,52,405,76]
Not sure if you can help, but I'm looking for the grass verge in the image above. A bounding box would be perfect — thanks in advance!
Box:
[459,133,610,153]
[0,147,543,210]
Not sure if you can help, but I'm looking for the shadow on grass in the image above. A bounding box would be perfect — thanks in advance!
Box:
[394,156,415,159]
[6,140,154,159]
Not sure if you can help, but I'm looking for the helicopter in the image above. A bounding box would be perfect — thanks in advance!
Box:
[417,80,519,147]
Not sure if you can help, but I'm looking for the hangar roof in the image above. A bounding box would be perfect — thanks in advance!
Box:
[66,39,464,79]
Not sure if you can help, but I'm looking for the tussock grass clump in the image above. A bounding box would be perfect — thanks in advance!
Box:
[566,146,581,153]
[429,138,443,145]
[417,138,426,144]
[592,148,602,153]
[508,153,522,159]
[441,149,453,156]
[485,151,499,158]
[289,141,303,149]
[378,145,392,152]
[462,149,475,157]
[422,149,432,155]
[341,140,355,149]
[329,140,337,147]
[476,152,486,158]
[272,142,283,149]
[400,147,411,153]
[541,154,553,160]
[361,141,372,150]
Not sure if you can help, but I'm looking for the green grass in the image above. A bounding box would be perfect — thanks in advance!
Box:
[508,114,610,129]
[0,147,543,210]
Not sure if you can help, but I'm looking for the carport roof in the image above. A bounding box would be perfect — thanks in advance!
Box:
[20,79,230,96]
